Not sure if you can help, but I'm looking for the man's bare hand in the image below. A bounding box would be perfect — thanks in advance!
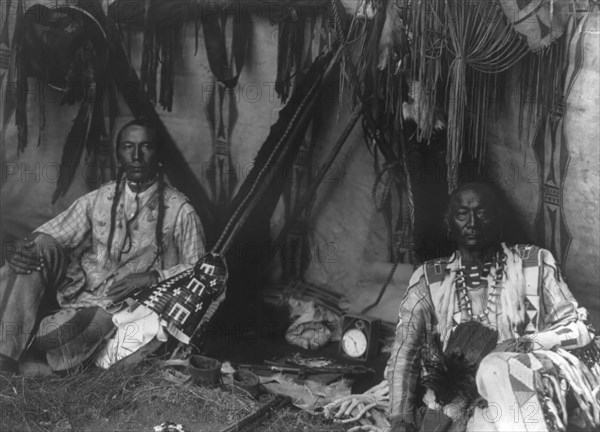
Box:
[8,235,44,274]
[106,271,160,303]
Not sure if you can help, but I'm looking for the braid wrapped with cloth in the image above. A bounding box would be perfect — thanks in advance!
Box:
[387,183,597,432]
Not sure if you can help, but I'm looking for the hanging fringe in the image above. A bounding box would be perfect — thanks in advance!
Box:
[443,0,528,191]
[158,26,180,112]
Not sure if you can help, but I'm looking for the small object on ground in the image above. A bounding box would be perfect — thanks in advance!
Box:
[262,372,353,413]
[188,354,222,387]
[232,370,261,397]
[153,422,186,432]
[239,363,308,379]
[221,360,236,374]
[285,353,376,375]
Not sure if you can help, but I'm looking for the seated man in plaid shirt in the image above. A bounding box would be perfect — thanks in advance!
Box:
[0,119,205,374]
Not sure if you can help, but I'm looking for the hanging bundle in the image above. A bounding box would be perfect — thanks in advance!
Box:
[407,0,446,143]
[378,0,408,71]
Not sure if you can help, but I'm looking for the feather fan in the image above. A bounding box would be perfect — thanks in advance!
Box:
[422,322,498,408]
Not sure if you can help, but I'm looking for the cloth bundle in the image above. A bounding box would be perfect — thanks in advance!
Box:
[285,297,341,350]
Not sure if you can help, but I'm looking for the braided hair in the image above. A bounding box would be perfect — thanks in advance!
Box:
[106,119,166,269]
[154,164,165,261]
[106,163,125,261]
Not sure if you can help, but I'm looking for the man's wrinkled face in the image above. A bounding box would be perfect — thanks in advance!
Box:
[117,125,158,183]
[449,188,499,250]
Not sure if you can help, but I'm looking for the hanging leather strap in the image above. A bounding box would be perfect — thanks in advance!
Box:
[202,3,249,88]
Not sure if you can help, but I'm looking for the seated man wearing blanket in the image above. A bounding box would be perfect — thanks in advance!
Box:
[387,183,599,432]
[0,119,205,374]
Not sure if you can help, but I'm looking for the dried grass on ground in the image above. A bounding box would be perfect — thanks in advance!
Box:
[0,361,346,432]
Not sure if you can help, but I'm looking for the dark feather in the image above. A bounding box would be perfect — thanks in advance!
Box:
[422,323,498,407]
[445,321,498,366]
[422,350,478,407]
[52,38,99,203]
[52,82,95,203]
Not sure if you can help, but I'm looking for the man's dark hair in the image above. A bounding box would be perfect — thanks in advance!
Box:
[106,119,165,267]
[115,118,159,149]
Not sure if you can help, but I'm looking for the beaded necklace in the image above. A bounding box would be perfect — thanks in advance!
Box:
[455,251,507,323]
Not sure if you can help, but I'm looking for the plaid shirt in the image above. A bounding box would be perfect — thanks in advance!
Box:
[36,181,205,309]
